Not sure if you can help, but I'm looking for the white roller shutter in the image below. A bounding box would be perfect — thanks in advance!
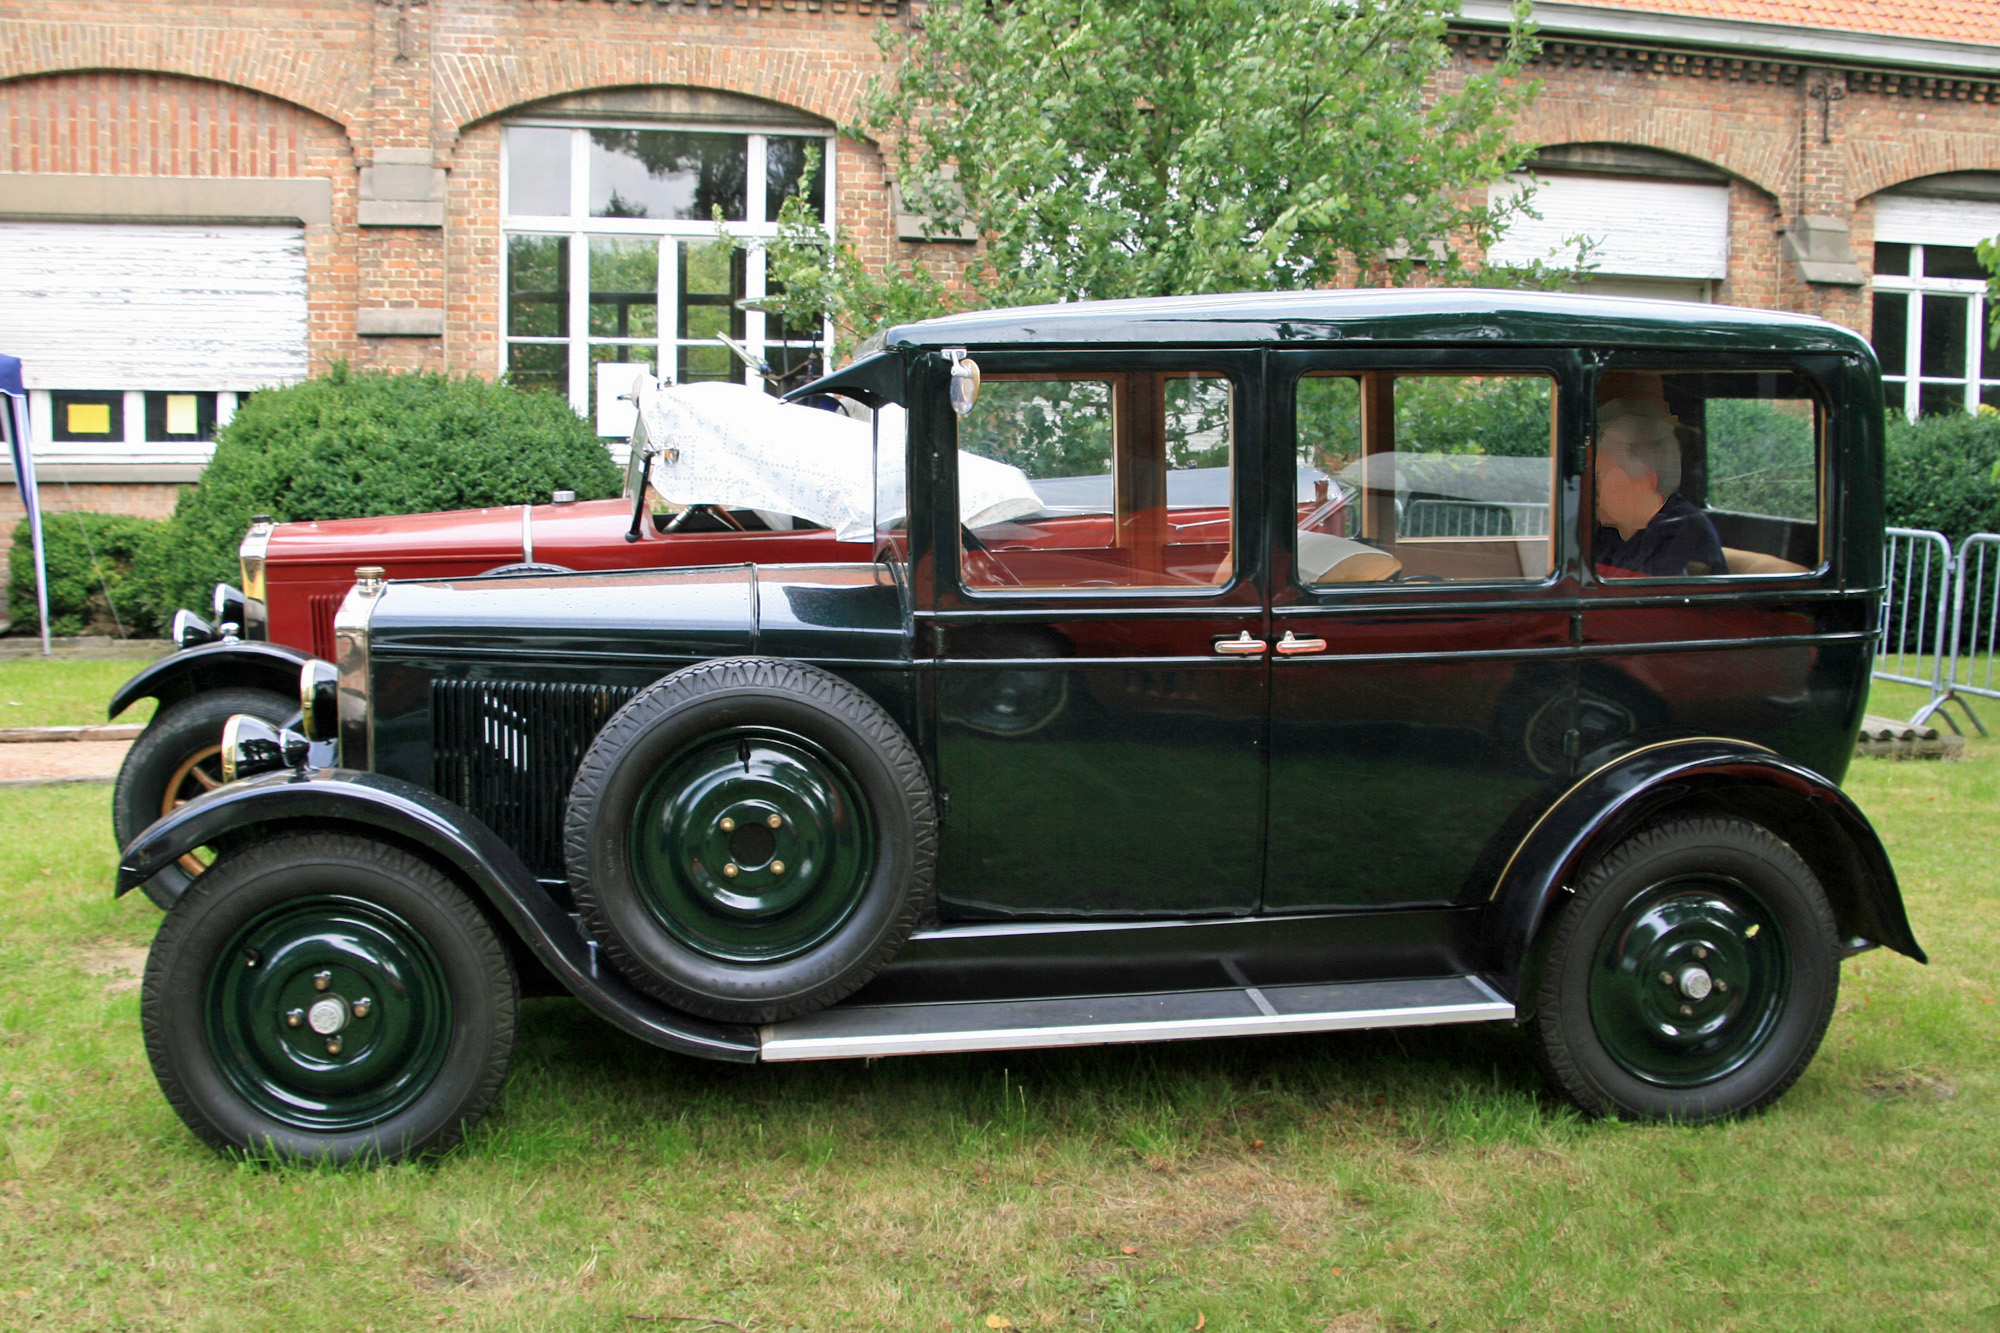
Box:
[1487,174,1731,280]
[0,221,308,393]
[1872,194,2000,248]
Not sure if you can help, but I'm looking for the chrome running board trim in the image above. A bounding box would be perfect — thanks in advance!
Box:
[759,975,1512,1062]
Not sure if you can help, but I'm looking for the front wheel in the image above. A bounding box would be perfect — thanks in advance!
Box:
[142,832,518,1163]
[1532,815,1839,1123]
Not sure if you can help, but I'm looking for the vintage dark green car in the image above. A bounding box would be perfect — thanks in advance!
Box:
[120,289,1924,1162]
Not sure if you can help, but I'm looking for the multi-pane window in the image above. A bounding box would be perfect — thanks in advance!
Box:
[501,124,832,436]
[40,389,233,452]
[1871,242,1998,420]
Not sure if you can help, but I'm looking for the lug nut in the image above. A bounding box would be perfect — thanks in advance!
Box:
[352,998,372,1019]
[313,971,332,991]
[723,863,739,878]
[1680,1004,1694,1016]
[767,814,782,829]
[326,1038,342,1056]
[1715,981,1729,994]
[1694,946,1709,960]
[720,816,736,832]
[285,1009,304,1029]
[1659,971,1674,986]
[771,860,785,875]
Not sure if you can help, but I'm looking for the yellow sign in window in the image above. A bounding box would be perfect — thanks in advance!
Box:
[66,402,112,435]
[165,394,198,435]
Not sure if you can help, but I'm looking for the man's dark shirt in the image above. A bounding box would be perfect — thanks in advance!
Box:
[1595,492,1728,578]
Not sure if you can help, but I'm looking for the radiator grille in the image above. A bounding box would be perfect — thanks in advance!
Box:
[308,593,343,660]
[431,678,641,878]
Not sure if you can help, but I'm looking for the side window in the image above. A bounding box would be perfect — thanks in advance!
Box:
[957,371,1236,590]
[1293,371,1556,585]
[1592,370,1820,579]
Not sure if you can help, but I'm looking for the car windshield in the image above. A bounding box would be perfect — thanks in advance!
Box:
[635,379,1041,541]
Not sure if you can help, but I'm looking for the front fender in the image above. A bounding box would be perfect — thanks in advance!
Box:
[110,640,314,720]
[1483,738,1925,1004]
[116,767,759,1063]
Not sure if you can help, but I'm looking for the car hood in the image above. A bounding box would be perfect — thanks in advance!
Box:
[263,498,636,573]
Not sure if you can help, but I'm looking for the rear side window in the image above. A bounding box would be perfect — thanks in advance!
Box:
[1294,371,1557,584]
[1592,370,1821,580]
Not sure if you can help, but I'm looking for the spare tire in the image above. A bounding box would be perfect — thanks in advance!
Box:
[565,657,936,1023]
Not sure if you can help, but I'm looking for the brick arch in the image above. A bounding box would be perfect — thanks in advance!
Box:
[0,69,351,179]
[0,21,365,130]
[1850,140,2000,204]
[442,48,873,138]
[1514,105,1789,202]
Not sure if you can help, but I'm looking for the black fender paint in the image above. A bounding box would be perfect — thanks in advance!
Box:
[116,766,759,1063]
[109,640,316,720]
[1481,737,1925,1007]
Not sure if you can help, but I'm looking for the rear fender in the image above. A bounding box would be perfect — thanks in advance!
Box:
[115,767,759,1063]
[109,641,314,720]
[1482,738,1924,1008]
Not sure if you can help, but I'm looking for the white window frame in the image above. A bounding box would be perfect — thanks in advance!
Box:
[1872,244,1996,422]
[499,120,837,439]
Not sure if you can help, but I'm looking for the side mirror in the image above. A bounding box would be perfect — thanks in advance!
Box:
[946,348,981,416]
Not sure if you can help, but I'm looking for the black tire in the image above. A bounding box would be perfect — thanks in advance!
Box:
[114,688,295,898]
[1532,815,1840,1123]
[142,832,518,1163]
[483,562,572,576]
[566,657,936,1023]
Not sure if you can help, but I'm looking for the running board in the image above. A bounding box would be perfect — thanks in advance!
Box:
[759,975,1512,1062]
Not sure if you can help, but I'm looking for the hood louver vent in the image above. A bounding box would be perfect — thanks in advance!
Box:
[432,678,641,878]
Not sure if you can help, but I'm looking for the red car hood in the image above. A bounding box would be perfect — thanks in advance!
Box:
[264,498,638,577]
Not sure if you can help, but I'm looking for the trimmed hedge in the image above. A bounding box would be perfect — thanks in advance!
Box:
[148,365,621,614]
[7,511,172,638]
[1884,410,2000,545]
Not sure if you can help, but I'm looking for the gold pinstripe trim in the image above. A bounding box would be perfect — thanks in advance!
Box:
[1487,736,1777,901]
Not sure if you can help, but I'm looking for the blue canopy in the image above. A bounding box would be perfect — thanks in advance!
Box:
[1,353,53,654]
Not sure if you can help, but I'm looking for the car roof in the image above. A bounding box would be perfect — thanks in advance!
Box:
[869,287,1876,358]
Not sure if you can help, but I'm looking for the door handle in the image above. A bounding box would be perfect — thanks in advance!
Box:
[1275,631,1328,655]
[1213,632,1268,656]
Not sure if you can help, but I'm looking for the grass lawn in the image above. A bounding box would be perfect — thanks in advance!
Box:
[0,677,1994,1329]
[0,658,157,728]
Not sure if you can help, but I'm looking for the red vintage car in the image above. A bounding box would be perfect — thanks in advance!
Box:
[108,382,883,899]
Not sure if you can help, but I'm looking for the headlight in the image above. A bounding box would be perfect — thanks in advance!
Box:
[239,515,275,603]
[171,609,218,649]
[299,659,340,742]
[220,714,309,783]
[212,584,249,637]
[332,568,384,770]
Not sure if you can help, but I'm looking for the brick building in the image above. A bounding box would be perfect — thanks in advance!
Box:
[1,0,1997,528]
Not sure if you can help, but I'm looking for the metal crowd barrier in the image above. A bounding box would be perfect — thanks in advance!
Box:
[1875,527,1991,736]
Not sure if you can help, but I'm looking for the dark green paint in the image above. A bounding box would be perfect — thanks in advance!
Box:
[1587,878,1789,1088]
[629,728,875,962]
[205,895,452,1131]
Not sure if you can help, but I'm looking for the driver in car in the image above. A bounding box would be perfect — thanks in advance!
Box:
[1593,394,1728,579]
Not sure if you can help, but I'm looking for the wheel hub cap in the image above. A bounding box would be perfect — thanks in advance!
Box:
[629,729,875,963]
[1587,879,1788,1088]
[206,897,451,1132]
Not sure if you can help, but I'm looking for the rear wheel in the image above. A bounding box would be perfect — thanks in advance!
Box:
[114,688,294,898]
[1533,815,1839,1123]
[142,832,517,1163]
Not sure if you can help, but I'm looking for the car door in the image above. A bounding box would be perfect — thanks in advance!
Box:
[926,348,1269,919]
[1262,349,1585,913]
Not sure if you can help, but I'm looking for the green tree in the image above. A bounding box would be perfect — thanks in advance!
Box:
[766,0,1556,355]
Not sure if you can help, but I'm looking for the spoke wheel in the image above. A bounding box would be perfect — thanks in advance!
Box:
[1533,815,1838,1123]
[629,728,874,963]
[161,743,227,876]
[114,688,294,904]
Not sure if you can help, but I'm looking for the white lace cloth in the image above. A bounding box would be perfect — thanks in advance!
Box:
[635,379,1041,542]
